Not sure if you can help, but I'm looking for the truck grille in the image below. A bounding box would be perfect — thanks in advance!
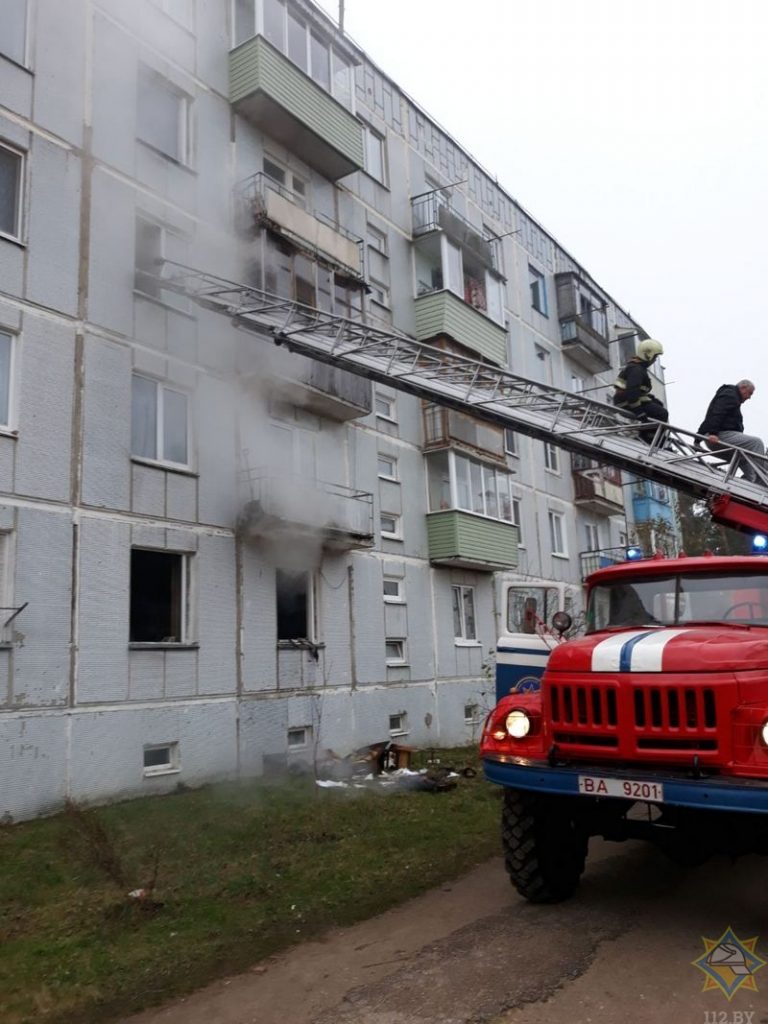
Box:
[548,682,719,754]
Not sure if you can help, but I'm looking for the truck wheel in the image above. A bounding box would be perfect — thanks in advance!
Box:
[501,789,588,903]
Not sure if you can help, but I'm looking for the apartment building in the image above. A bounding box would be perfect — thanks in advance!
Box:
[0,0,670,820]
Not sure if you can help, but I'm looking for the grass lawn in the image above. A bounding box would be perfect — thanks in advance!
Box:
[0,747,501,1024]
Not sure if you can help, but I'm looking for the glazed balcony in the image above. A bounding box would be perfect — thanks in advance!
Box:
[426,510,518,571]
[230,36,364,180]
[240,471,374,552]
[572,467,625,515]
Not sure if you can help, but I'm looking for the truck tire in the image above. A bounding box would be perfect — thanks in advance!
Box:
[501,789,588,903]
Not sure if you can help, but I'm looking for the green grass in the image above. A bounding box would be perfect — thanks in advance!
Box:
[0,747,500,1024]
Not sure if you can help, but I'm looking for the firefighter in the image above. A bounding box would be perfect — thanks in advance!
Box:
[613,338,669,443]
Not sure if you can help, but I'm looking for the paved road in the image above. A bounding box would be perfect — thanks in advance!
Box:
[122,840,768,1024]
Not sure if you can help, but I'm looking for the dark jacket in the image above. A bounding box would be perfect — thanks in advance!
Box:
[698,385,744,435]
[613,358,653,409]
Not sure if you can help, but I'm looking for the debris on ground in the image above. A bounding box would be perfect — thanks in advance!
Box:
[317,742,466,793]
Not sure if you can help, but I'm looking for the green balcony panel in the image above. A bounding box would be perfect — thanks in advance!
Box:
[230,37,364,180]
[414,291,507,366]
[427,510,518,571]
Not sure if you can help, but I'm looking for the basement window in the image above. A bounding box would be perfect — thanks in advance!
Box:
[389,712,407,735]
[276,569,314,642]
[287,726,311,749]
[130,549,189,644]
[464,704,481,724]
[143,742,179,776]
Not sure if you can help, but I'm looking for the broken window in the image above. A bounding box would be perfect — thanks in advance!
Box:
[276,569,313,642]
[131,374,189,467]
[130,549,188,643]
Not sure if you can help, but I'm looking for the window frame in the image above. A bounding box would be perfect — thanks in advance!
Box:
[383,575,404,603]
[388,711,408,735]
[544,442,560,474]
[452,584,479,644]
[136,65,192,167]
[0,329,18,433]
[504,428,518,457]
[374,390,397,423]
[131,373,191,471]
[0,141,24,243]
[385,639,407,667]
[287,726,312,749]
[0,0,28,66]
[548,510,568,558]
[529,264,548,316]
[129,548,192,646]
[377,453,398,480]
[143,741,180,777]
[362,123,388,186]
[134,214,191,313]
[511,496,523,546]
[380,512,402,540]
[276,568,316,644]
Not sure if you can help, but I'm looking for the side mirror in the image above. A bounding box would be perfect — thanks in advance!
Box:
[552,611,572,635]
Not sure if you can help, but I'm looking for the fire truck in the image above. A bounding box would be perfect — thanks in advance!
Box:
[162,261,768,904]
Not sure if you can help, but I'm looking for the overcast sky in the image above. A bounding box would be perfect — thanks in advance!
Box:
[314,0,768,441]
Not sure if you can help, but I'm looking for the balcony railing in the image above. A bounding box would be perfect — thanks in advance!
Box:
[240,469,374,551]
[573,467,625,514]
[579,546,631,581]
[236,172,363,279]
[411,194,498,271]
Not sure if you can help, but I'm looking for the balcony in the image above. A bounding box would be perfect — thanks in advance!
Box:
[579,546,630,581]
[236,173,363,279]
[555,272,610,372]
[411,194,498,271]
[573,467,625,515]
[414,290,507,366]
[230,36,364,180]
[422,404,506,463]
[427,510,518,571]
[240,472,374,552]
[253,342,372,421]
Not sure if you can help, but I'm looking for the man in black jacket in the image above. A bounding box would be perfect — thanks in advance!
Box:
[613,339,669,443]
[698,380,765,483]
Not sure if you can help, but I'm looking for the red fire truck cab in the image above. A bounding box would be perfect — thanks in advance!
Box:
[481,554,768,902]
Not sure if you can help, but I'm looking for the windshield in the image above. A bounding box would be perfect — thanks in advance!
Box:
[587,572,768,631]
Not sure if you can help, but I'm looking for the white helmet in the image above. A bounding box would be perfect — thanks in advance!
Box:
[637,338,664,363]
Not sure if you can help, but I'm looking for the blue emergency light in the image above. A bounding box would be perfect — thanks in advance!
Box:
[625,546,644,561]
[752,534,768,554]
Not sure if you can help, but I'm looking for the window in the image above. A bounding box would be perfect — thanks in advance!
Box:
[377,454,397,479]
[137,66,191,164]
[366,224,390,307]
[388,712,407,734]
[544,442,560,473]
[585,523,601,552]
[383,576,403,602]
[385,640,406,665]
[0,143,23,241]
[132,375,189,467]
[130,549,189,643]
[511,497,522,544]
[464,703,480,724]
[268,417,317,478]
[426,450,515,523]
[375,391,396,422]
[0,331,14,428]
[276,569,313,641]
[529,265,548,315]
[452,585,477,641]
[134,216,189,311]
[263,155,307,208]
[504,429,517,456]
[287,726,311,749]
[571,374,585,393]
[143,742,180,776]
[255,233,363,317]
[0,0,26,64]
[380,513,401,539]
[363,124,387,185]
[548,511,567,556]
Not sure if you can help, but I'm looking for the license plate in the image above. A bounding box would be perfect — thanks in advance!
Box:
[578,775,665,802]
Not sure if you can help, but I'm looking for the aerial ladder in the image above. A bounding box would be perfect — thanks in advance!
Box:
[161,261,768,538]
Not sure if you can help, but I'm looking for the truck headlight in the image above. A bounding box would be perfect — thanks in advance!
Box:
[506,709,531,739]
[762,721,768,746]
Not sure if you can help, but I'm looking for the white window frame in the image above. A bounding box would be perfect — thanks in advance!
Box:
[143,741,180,777]
[131,373,191,470]
[362,123,387,186]
[504,428,518,457]
[464,703,481,724]
[0,0,28,66]
[0,329,17,433]
[452,584,479,644]
[377,453,398,480]
[287,726,312,749]
[383,575,404,603]
[263,153,309,209]
[385,639,407,666]
[130,548,192,645]
[136,65,192,166]
[134,215,190,313]
[544,442,560,474]
[380,512,402,540]
[571,374,585,393]
[0,142,24,243]
[548,510,568,558]
[585,522,601,552]
[529,264,548,315]
[388,711,408,735]
[0,531,16,644]
[511,496,523,546]
[375,390,397,423]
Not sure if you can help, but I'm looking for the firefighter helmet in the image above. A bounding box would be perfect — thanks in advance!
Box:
[637,338,664,363]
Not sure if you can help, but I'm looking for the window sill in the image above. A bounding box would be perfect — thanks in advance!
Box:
[277,640,325,651]
[383,597,406,605]
[381,533,403,542]
[454,640,482,648]
[375,414,398,425]
[552,553,570,561]
[378,474,399,483]
[133,288,196,320]
[0,232,26,249]
[0,54,33,74]
[143,766,181,778]
[386,660,408,668]
[136,138,197,175]
[0,428,18,440]
[131,456,198,478]
[129,642,200,651]
[388,730,410,738]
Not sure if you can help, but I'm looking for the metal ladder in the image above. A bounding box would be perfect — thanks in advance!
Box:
[162,261,768,517]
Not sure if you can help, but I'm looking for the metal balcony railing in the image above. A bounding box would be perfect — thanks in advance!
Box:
[579,546,634,580]
[411,193,498,272]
